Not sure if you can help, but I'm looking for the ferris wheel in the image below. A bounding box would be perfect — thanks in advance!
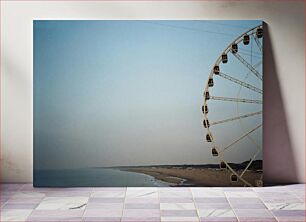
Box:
[202,25,263,187]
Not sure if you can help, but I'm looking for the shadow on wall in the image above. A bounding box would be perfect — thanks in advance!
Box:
[263,22,298,185]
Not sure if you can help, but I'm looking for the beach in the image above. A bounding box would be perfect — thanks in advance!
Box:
[121,166,262,187]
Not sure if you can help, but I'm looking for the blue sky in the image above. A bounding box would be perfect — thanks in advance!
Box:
[34,20,262,170]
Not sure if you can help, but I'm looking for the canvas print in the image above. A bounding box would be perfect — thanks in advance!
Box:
[34,20,263,187]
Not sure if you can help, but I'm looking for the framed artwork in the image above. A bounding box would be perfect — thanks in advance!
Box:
[34,20,263,187]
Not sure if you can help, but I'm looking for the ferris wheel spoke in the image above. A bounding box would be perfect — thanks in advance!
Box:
[240,148,261,178]
[232,53,263,81]
[209,96,262,104]
[220,124,262,153]
[210,111,262,126]
[219,72,263,94]
[253,35,263,52]
[240,48,262,57]
[238,51,262,59]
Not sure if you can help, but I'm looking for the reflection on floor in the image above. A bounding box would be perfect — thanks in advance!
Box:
[0,184,305,222]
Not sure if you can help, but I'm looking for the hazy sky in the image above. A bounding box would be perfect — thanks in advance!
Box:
[34,20,262,170]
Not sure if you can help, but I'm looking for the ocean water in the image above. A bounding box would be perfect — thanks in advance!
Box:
[34,168,170,187]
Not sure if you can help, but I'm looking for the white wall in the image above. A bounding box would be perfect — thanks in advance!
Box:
[1,1,305,184]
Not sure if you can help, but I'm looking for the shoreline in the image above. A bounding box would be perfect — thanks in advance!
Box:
[120,168,192,186]
[120,167,262,187]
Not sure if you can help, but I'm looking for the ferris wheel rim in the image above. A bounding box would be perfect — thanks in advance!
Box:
[202,24,263,187]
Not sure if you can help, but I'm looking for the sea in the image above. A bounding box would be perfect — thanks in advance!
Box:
[34,167,170,187]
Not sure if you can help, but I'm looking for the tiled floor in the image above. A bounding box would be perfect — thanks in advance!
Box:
[0,184,305,222]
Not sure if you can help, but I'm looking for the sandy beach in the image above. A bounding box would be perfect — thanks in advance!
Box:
[121,166,262,187]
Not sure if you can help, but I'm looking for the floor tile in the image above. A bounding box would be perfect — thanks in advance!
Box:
[198,209,235,217]
[83,217,121,222]
[91,187,126,192]
[271,209,305,217]
[265,202,305,210]
[160,197,194,203]
[196,202,231,209]
[83,209,123,217]
[230,202,266,209]
[2,203,39,209]
[89,197,124,203]
[253,186,289,193]
[125,197,159,203]
[160,203,196,210]
[234,209,274,218]
[162,216,199,222]
[1,183,305,222]
[1,184,24,191]
[122,217,161,222]
[1,196,11,205]
[276,217,306,222]
[257,192,300,203]
[44,191,91,197]
[7,197,44,204]
[29,209,84,218]
[191,188,225,197]
[27,217,83,221]
[91,190,125,198]
[42,187,92,191]
[161,210,198,217]
[227,197,263,204]
[126,188,158,198]
[194,197,228,203]
[122,209,160,217]
[36,196,88,210]
[159,187,190,192]
[224,187,252,191]
[125,203,159,209]
[159,188,192,198]
[225,191,258,198]
[86,202,123,209]
[200,217,238,221]
[286,184,305,189]
[10,191,45,199]
[261,197,302,204]
[237,217,277,222]
[0,209,32,221]
[292,192,305,200]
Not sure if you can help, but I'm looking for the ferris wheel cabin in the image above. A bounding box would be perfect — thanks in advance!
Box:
[206,133,212,142]
[220,161,226,169]
[256,27,263,38]
[212,147,218,156]
[243,35,250,45]
[213,65,220,74]
[202,105,209,114]
[231,174,238,182]
[203,119,210,128]
[221,54,228,63]
[231,43,238,53]
[205,91,210,100]
[208,78,214,87]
